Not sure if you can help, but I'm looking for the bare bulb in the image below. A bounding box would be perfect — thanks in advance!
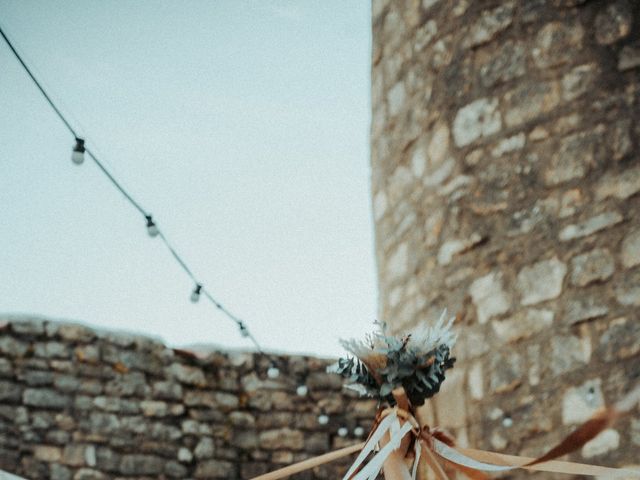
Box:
[337,427,348,437]
[317,414,329,425]
[190,285,202,303]
[72,138,85,165]
[354,426,365,437]
[145,215,159,237]
[267,366,280,379]
[239,323,250,338]
[296,385,308,397]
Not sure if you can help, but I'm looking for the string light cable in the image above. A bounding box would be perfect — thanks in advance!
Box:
[0,23,273,363]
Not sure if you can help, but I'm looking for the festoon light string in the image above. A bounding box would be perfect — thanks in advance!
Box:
[0,24,283,374]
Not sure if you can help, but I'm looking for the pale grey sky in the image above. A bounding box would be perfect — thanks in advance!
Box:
[0,1,375,357]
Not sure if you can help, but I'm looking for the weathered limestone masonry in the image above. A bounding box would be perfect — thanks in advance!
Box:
[371,0,640,476]
[0,317,376,479]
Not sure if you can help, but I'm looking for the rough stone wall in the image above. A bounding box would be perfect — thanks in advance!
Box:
[371,0,640,476]
[0,317,376,479]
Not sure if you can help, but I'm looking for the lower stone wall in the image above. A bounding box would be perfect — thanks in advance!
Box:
[0,317,376,479]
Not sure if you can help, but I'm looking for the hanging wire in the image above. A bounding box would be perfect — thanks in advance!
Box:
[0,25,78,138]
[0,22,268,356]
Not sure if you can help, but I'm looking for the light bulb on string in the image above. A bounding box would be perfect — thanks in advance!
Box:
[71,137,85,165]
[190,284,202,303]
[296,385,308,397]
[353,426,364,437]
[267,363,280,379]
[337,427,348,437]
[317,413,329,425]
[502,415,513,428]
[238,322,250,338]
[145,215,159,237]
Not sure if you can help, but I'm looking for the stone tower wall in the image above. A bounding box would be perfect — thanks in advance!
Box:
[371,0,640,475]
[0,317,376,479]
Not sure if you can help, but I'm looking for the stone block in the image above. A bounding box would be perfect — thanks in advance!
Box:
[562,379,604,424]
[0,336,29,357]
[74,345,100,363]
[595,166,640,201]
[489,351,522,394]
[0,358,12,377]
[491,308,554,343]
[139,400,169,417]
[33,445,62,462]
[194,459,235,478]
[582,429,620,458]
[462,2,514,48]
[105,372,149,397]
[550,334,591,375]
[562,64,597,101]
[517,257,567,306]
[304,432,330,453]
[478,40,525,88]
[34,341,70,359]
[229,411,256,428]
[165,363,206,386]
[618,41,640,70]
[62,445,91,467]
[73,469,106,480]
[490,133,525,158]
[259,428,304,450]
[469,271,510,324]
[385,242,409,283]
[610,119,632,161]
[387,81,405,116]
[50,464,71,480]
[594,1,632,45]
[597,317,640,361]
[23,388,70,409]
[46,322,96,342]
[559,211,623,241]
[544,129,602,186]
[11,319,46,336]
[437,233,483,265]
[504,80,560,128]
[184,390,238,411]
[194,437,215,459]
[532,20,584,69]
[95,447,121,471]
[165,460,187,478]
[468,363,484,400]
[181,419,212,435]
[452,97,501,147]
[564,297,609,324]
[0,381,23,402]
[119,454,165,475]
[177,447,192,462]
[570,248,614,287]
[231,429,259,450]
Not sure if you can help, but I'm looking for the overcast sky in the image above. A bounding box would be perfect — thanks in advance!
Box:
[0,1,375,357]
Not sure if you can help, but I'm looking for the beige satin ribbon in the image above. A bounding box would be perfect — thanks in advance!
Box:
[250,439,639,480]
[251,412,639,479]
[251,386,640,480]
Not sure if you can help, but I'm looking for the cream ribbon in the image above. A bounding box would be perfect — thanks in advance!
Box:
[343,409,420,480]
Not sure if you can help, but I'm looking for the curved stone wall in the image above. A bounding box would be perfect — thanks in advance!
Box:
[371,0,640,476]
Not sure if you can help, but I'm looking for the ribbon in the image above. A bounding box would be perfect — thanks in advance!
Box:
[251,386,640,480]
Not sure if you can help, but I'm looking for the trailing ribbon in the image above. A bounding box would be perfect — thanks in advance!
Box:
[250,386,640,480]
